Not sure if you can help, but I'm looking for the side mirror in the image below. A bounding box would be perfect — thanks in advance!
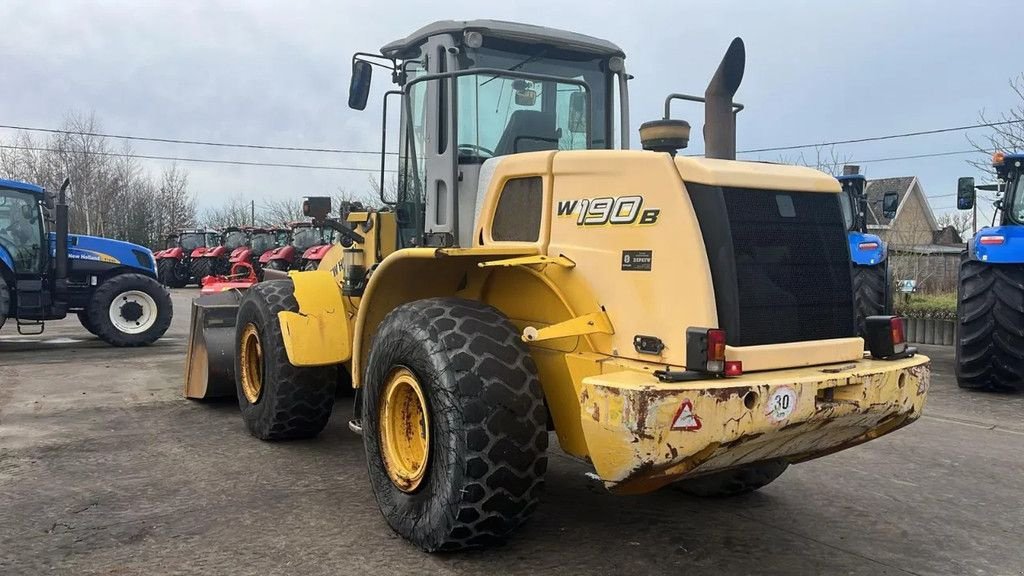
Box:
[512,79,536,107]
[568,91,586,134]
[882,192,899,219]
[957,176,976,210]
[348,60,373,111]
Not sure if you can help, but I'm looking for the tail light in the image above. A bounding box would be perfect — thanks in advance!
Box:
[864,316,911,359]
[978,235,1005,246]
[686,327,738,376]
[858,241,880,251]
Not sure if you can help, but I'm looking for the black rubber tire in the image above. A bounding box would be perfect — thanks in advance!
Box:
[234,279,337,440]
[955,259,1024,392]
[86,273,173,347]
[302,260,319,272]
[191,257,214,285]
[852,262,889,340]
[0,274,9,331]
[157,259,174,286]
[167,259,189,288]
[362,297,548,552]
[672,460,789,497]
[77,311,99,336]
[212,257,231,277]
[265,259,289,272]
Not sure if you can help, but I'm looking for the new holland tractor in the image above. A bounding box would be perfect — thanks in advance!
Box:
[954,151,1024,391]
[0,177,172,345]
[837,165,894,338]
[184,20,930,552]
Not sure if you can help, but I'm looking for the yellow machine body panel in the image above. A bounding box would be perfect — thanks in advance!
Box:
[336,149,929,490]
[278,269,351,366]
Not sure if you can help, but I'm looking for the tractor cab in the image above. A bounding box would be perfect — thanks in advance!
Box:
[248,228,278,257]
[0,179,47,279]
[289,222,329,252]
[349,19,630,248]
[837,166,888,267]
[957,152,1024,264]
[178,230,209,253]
[221,227,250,252]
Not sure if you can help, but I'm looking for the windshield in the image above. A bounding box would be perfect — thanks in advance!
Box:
[165,235,179,249]
[250,233,276,254]
[275,230,291,245]
[0,188,44,274]
[180,233,207,251]
[457,44,609,154]
[1010,173,1024,224]
[838,187,855,231]
[292,227,326,251]
[223,230,248,250]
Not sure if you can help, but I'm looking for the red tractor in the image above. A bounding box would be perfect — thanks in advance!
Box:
[259,227,295,272]
[157,229,218,288]
[191,226,248,281]
[259,223,331,271]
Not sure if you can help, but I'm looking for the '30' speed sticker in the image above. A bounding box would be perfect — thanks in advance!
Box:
[765,386,798,423]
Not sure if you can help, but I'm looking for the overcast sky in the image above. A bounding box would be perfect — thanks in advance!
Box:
[2,0,1020,220]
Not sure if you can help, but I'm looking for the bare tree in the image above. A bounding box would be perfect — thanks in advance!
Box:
[203,195,256,228]
[259,197,304,227]
[157,163,196,234]
[968,73,1024,171]
[935,211,973,240]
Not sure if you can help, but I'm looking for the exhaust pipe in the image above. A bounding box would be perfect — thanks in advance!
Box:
[704,38,745,160]
[54,178,71,284]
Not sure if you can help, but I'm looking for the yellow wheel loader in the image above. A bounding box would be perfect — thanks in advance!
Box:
[184,20,930,552]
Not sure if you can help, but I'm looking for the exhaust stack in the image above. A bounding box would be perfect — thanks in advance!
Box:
[704,38,745,160]
[54,178,71,284]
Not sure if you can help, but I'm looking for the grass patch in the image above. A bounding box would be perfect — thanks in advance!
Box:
[894,292,957,320]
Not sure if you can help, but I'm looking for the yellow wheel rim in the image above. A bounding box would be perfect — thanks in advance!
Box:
[379,367,430,493]
[239,323,263,404]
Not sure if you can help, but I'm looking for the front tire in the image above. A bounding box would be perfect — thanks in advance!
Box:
[955,259,1024,391]
[77,311,99,336]
[0,275,9,330]
[672,460,789,497]
[157,259,174,286]
[362,298,548,552]
[852,262,889,340]
[86,273,173,346]
[234,280,337,440]
[191,257,214,285]
[167,259,189,288]
[265,259,289,272]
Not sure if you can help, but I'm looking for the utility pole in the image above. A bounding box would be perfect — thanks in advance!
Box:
[251,200,255,226]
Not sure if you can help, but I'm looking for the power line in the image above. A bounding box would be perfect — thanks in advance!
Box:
[0,123,397,156]
[736,119,1024,155]
[0,144,397,173]
[848,149,982,164]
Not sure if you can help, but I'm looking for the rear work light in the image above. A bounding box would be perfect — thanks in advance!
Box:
[864,316,915,360]
[978,235,1005,246]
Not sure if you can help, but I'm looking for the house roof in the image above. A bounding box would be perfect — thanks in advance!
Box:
[864,177,916,227]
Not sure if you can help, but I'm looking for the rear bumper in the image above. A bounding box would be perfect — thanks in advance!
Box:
[577,354,930,494]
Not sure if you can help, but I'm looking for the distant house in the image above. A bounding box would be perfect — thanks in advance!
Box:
[864,176,964,292]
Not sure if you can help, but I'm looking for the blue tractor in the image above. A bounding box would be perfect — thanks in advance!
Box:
[0,177,172,346]
[955,152,1024,391]
[837,166,894,338]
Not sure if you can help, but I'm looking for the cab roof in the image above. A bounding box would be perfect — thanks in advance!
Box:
[0,178,44,195]
[381,19,624,60]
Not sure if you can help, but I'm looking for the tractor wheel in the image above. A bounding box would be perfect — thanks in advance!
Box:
[86,273,173,347]
[234,279,337,439]
[77,311,99,336]
[955,260,1024,392]
[191,257,214,285]
[167,259,189,288]
[303,261,319,272]
[157,259,174,286]
[852,262,889,340]
[0,274,9,331]
[362,298,548,552]
[265,259,289,272]
[672,460,789,497]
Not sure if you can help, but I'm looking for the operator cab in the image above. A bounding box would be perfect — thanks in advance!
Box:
[350,20,630,248]
[0,179,47,277]
[221,227,250,251]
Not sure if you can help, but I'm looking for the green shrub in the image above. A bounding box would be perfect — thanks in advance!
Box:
[894,292,957,320]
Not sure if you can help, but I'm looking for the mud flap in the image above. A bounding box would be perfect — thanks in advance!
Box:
[184,291,242,399]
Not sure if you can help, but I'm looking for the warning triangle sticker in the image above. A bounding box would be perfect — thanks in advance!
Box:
[671,399,702,431]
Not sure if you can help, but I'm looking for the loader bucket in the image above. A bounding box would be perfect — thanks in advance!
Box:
[184,291,243,399]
